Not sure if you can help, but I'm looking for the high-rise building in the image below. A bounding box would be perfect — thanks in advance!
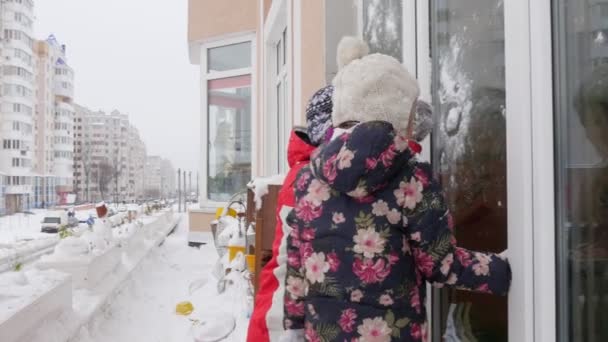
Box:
[127,125,147,199]
[73,104,147,202]
[0,0,36,213]
[144,155,162,198]
[160,158,176,198]
[33,35,75,208]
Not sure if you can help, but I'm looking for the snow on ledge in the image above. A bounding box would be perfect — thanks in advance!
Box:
[0,269,72,342]
[247,174,286,211]
[4,210,179,342]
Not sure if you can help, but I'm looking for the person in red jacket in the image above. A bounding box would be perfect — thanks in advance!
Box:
[246,126,317,342]
[247,84,333,342]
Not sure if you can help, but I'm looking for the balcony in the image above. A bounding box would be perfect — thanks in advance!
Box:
[57,101,74,113]
[3,0,34,15]
[54,81,74,99]
[3,16,34,35]
[54,65,75,99]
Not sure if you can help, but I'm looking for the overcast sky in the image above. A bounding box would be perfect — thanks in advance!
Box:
[35,0,200,175]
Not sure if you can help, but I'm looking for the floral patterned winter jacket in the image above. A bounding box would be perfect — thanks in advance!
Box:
[283,121,511,342]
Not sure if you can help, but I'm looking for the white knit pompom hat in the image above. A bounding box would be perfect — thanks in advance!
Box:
[332,37,420,133]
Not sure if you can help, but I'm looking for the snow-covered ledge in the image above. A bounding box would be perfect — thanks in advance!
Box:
[0,270,72,342]
[248,174,286,211]
[10,209,179,342]
[36,245,121,289]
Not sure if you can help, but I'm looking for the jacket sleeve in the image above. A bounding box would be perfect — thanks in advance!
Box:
[405,165,511,296]
[283,208,306,329]
[282,169,311,330]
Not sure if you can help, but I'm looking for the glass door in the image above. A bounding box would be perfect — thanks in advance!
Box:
[429,1,508,341]
[554,0,608,341]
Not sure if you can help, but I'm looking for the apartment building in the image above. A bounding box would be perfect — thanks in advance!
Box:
[160,158,176,198]
[126,125,146,200]
[0,0,36,213]
[73,105,147,203]
[143,156,176,199]
[188,0,608,341]
[0,0,76,212]
[144,155,161,198]
[33,35,75,208]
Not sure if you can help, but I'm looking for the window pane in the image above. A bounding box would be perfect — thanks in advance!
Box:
[276,81,283,172]
[362,0,402,61]
[207,75,252,202]
[282,28,287,66]
[430,0,507,341]
[554,1,608,341]
[207,41,251,72]
[276,40,282,75]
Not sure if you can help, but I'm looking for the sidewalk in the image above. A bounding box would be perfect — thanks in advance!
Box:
[67,214,250,341]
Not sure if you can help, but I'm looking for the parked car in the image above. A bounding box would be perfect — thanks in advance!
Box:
[41,211,70,233]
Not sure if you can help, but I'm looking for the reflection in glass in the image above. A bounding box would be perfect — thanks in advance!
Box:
[207,76,251,202]
[430,1,507,341]
[207,42,252,72]
[554,1,608,341]
[362,0,402,61]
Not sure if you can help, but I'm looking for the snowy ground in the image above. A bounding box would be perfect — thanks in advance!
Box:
[0,209,95,244]
[72,214,251,342]
[0,210,50,244]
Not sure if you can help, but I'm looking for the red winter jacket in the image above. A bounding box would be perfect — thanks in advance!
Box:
[247,129,316,342]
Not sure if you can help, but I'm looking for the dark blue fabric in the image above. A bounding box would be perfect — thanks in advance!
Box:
[283,121,511,341]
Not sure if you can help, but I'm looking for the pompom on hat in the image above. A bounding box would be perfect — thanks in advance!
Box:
[332,37,420,134]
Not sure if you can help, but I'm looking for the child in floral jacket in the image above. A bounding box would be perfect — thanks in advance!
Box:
[283,37,511,342]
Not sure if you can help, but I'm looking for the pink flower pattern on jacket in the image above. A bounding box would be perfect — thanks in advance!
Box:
[283,121,511,341]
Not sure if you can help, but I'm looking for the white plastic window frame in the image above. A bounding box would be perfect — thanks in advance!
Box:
[274,29,289,173]
[199,33,256,210]
[264,0,292,176]
[413,1,557,341]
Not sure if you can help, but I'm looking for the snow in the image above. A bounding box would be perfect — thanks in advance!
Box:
[0,210,51,244]
[0,269,69,323]
[248,174,285,210]
[2,210,252,341]
[437,35,474,186]
[69,215,251,342]
[0,207,150,273]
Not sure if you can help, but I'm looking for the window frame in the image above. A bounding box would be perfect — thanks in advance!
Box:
[263,0,292,175]
[358,1,557,341]
[199,33,256,210]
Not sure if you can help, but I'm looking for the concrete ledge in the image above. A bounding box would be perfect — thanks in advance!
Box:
[16,209,179,342]
[36,246,121,289]
[0,271,72,342]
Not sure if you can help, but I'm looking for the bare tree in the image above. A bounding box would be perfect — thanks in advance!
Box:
[79,142,93,203]
[96,162,114,201]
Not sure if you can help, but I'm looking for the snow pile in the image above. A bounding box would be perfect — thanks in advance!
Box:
[0,236,59,272]
[0,269,69,324]
[51,236,90,259]
[40,219,115,264]
[248,174,286,210]
[216,216,241,248]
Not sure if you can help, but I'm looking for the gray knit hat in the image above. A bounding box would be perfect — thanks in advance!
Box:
[305,85,334,146]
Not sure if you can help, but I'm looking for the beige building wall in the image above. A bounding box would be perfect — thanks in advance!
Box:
[188,0,257,43]
[299,0,327,122]
[34,42,52,176]
[187,0,345,227]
